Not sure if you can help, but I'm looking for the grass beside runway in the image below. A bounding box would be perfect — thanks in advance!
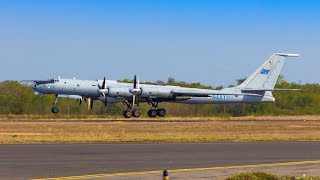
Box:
[1,121,320,143]
[227,172,320,180]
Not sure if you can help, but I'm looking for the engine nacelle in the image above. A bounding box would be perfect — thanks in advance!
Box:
[58,94,83,99]
[108,88,132,97]
[107,87,172,98]
[140,87,171,98]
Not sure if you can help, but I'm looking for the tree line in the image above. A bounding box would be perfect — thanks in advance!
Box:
[0,77,319,117]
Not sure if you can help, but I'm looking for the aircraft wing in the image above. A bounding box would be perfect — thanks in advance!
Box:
[171,89,243,97]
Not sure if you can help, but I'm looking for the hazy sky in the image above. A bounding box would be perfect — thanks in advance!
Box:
[0,0,319,87]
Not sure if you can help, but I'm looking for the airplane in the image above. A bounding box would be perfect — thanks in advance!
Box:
[22,53,299,118]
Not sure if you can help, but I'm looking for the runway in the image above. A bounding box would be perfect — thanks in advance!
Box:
[1,142,320,179]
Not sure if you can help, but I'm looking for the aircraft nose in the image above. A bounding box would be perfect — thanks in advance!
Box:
[33,84,38,91]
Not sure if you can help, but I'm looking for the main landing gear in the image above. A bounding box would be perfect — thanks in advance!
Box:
[122,99,167,118]
[51,95,59,113]
[146,100,166,118]
[122,101,141,118]
[147,108,166,118]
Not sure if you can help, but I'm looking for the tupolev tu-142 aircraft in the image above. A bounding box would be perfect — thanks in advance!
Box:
[23,53,299,118]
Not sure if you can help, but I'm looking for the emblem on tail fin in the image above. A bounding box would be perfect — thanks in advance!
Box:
[260,69,270,75]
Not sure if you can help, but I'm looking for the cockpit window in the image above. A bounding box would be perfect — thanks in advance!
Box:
[36,79,54,85]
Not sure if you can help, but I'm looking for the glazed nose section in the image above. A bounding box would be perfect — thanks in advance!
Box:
[33,83,42,93]
[33,84,40,95]
[33,83,37,91]
[32,83,38,95]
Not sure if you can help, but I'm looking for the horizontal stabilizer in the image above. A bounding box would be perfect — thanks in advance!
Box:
[171,89,243,97]
[275,53,300,57]
[242,89,300,92]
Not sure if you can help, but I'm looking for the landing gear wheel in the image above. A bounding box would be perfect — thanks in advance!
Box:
[51,107,59,114]
[132,110,141,117]
[156,108,166,117]
[148,109,157,118]
[123,110,133,118]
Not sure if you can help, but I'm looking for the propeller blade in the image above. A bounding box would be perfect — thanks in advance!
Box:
[87,98,93,110]
[133,75,137,89]
[96,77,108,108]
[102,77,106,89]
[132,95,136,109]
[98,77,108,96]
[90,98,94,110]
[131,75,140,109]
[87,98,90,110]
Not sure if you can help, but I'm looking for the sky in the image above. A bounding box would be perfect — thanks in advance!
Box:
[0,0,319,87]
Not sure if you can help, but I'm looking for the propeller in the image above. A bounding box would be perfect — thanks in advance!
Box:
[129,75,141,108]
[97,77,109,107]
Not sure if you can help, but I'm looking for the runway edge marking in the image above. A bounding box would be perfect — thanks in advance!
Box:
[33,160,320,180]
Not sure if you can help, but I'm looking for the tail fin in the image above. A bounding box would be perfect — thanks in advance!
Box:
[237,53,299,90]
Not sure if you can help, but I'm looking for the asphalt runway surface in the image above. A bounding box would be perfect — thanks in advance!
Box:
[1,142,320,179]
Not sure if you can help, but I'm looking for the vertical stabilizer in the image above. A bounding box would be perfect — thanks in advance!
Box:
[237,53,299,90]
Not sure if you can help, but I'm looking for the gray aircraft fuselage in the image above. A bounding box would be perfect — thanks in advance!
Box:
[26,53,299,118]
[34,78,274,104]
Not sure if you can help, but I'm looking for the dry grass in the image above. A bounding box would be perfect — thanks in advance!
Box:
[226,172,320,180]
[1,121,320,143]
[1,114,320,121]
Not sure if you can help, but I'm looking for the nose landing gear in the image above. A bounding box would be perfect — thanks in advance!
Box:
[51,107,59,113]
[51,95,59,114]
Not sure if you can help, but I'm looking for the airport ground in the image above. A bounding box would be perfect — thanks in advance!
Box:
[0,142,320,179]
[1,117,320,179]
[0,117,320,143]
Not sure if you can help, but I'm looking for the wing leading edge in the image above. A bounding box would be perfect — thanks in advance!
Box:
[171,89,244,97]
